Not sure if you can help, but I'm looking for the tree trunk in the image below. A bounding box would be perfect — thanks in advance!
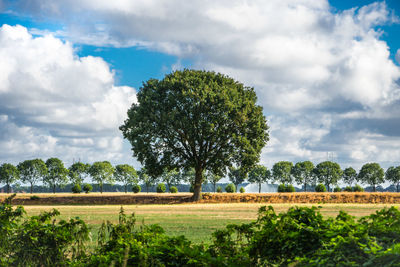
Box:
[397,183,399,193]
[100,183,103,193]
[235,183,239,192]
[258,183,261,193]
[125,184,127,193]
[373,184,376,192]
[30,183,33,194]
[7,183,10,194]
[192,167,203,201]
[327,184,330,192]
[213,182,216,193]
[304,182,307,192]
[53,184,56,194]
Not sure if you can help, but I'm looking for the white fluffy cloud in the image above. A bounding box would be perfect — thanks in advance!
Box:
[2,0,400,170]
[0,24,137,166]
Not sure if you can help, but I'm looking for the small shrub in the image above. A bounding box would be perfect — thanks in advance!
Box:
[156,183,166,193]
[30,195,40,200]
[286,184,295,192]
[333,186,342,192]
[225,183,236,193]
[71,184,82,194]
[132,184,141,193]
[169,186,178,193]
[239,187,245,193]
[353,184,364,192]
[277,184,286,193]
[315,183,327,192]
[83,184,92,194]
[216,186,222,193]
[344,186,353,192]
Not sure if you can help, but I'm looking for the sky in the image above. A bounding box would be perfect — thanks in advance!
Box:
[0,0,400,173]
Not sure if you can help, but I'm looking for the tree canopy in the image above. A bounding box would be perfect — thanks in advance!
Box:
[248,165,270,193]
[386,166,400,192]
[342,167,357,186]
[115,164,138,193]
[88,161,115,193]
[17,159,47,194]
[120,69,269,200]
[69,162,90,185]
[229,167,247,193]
[0,163,19,193]
[292,161,314,192]
[358,163,384,192]
[313,161,342,192]
[44,158,69,193]
[272,161,293,185]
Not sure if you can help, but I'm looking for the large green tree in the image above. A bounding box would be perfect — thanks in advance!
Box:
[342,167,357,187]
[248,165,271,193]
[292,161,314,192]
[0,163,19,193]
[17,159,48,194]
[115,164,138,193]
[358,163,384,192]
[272,161,293,185]
[120,70,269,201]
[229,167,247,193]
[44,158,69,193]
[69,162,90,185]
[313,161,342,192]
[386,166,400,192]
[88,161,115,193]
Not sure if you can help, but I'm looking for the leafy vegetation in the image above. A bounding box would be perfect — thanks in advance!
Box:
[2,195,400,266]
[225,183,236,193]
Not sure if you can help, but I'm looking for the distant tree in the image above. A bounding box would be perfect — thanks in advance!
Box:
[386,166,400,192]
[0,163,19,193]
[229,167,247,193]
[120,70,269,201]
[313,161,342,192]
[292,161,314,192]
[207,171,223,193]
[342,167,357,187]
[68,162,90,185]
[115,164,138,193]
[272,161,293,185]
[139,168,157,193]
[88,161,115,193]
[358,163,384,192]
[182,168,196,188]
[44,158,69,193]
[18,159,48,194]
[162,169,181,191]
[248,165,271,193]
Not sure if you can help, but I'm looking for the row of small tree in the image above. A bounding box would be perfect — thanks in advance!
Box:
[243,161,400,193]
[1,158,400,194]
[0,159,138,194]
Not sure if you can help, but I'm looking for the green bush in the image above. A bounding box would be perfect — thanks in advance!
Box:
[344,186,353,192]
[169,186,178,193]
[225,183,236,193]
[71,184,82,194]
[239,187,245,193]
[30,195,40,200]
[132,184,141,193]
[286,184,295,192]
[277,184,286,192]
[353,184,364,192]
[216,186,222,193]
[333,186,342,192]
[83,184,92,194]
[156,183,166,193]
[315,183,327,192]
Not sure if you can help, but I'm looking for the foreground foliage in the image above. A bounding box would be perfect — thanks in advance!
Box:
[1,195,400,266]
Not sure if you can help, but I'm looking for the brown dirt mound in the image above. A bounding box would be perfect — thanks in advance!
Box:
[1,192,400,205]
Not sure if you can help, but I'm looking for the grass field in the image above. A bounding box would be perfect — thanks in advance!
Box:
[23,203,400,245]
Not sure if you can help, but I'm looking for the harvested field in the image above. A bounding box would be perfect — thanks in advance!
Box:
[1,192,400,205]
